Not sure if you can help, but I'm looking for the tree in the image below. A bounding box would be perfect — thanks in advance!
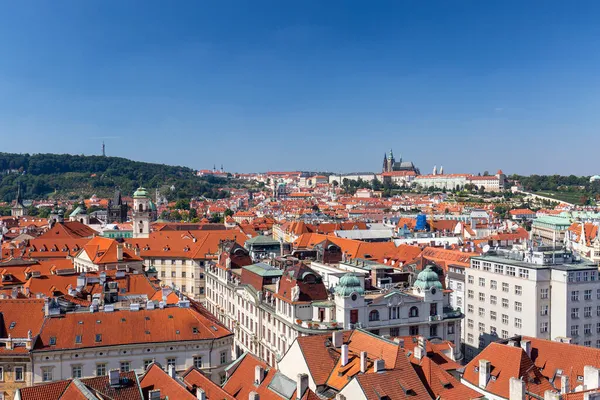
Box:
[312,204,320,212]
[188,208,198,220]
[208,213,223,223]
[170,211,182,221]
[332,180,339,187]
[174,199,190,210]
[224,208,234,217]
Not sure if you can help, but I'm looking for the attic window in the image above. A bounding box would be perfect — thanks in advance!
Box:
[78,321,83,325]
[9,322,16,329]
[121,318,126,322]
[95,334,102,343]
[210,326,218,331]
[175,330,180,334]
[145,330,150,335]
[578,375,584,381]
[49,336,56,346]
[168,315,173,319]
[75,335,82,344]
[145,316,150,321]
[96,320,101,324]
[192,327,198,334]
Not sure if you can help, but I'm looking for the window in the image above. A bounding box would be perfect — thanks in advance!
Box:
[515,318,522,329]
[75,335,82,344]
[572,308,580,319]
[193,356,202,369]
[430,325,438,337]
[96,363,107,376]
[585,324,592,335]
[42,367,53,382]
[490,311,497,320]
[457,297,462,308]
[519,269,529,279]
[167,358,176,368]
[585,341,592,347]
[491,280,497,290]
[502,314,509,325]
[181,285,186,293]
[220,351,227,365]
[468,319,474,329]
[490,295,497,305]
[468,275,474,284]
[502,330,509,339]
[95,334,102,343]
[571,325,579,337]
[220,374,227,385]
[494,264,504,274]
[506,266,516,276]
[120,362,131,372]
[410,326,419,335]
[479,292,485,302]
[541,305,549,316]
[502,298,509,308]
[14,366,24,381]
[541,288,549,299]
[467,305,474,314]
[478,322,485,332]
[448,323,455,334]
[457,282,463,291]
[161,271,166,278]
[0,366,3,381]
[502,283,509,292]
[478,307,485,317]
[585,290,593,301]
[490,326,497,335]
[572,291,580,301]
[479,277,485,287]
[49,336,57,346]
[540,322,549,333]
[515,302,522,312]
[597,289,600,299]
[369,310,380,321]
[390,327,400,336]
[409,307,419,317]
[144,359,153,370]
[597,306,600,317]
[171,271,176,278]
[71,365,82,379]
[515,285,522,296]
[585,307,592,318]
[597,323,600,334]
[182,271,186,278]
[467,333,474,343]
[467,290,474,299]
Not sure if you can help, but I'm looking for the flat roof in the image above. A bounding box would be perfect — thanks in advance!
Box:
[473,255,597,271]
[242,262,283,277]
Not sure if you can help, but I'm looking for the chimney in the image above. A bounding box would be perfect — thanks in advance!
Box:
[360,351,368,373]
[117,243,123,261]
[109,369,120,387]
[296,373,308,400]
[255,365,265,384]
[393,338,405,348]
[509,377,525,400]
[332,331,343,348]
[341,344,349,366]
[134,247,140,257]
[561,375,570,394]
[373,359,385,373]
[585,366,600,390]
[544,391,561,400]
[196,388,206,400]
[520,339,531,357]
[478,360,491,388]
[168,364,177,379]
[149,389,161,400]
[249,392,259,400]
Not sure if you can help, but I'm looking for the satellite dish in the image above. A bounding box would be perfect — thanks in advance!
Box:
[482,245,491,254]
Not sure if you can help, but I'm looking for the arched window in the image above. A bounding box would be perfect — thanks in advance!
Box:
[138,203,144,212]
[409,306,419,318]
[369,310,380,322]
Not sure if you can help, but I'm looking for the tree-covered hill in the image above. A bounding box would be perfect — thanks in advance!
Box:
[0,153,231,201]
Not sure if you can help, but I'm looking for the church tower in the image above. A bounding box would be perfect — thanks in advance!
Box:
[132,187,151,238]
[11,183,26,218]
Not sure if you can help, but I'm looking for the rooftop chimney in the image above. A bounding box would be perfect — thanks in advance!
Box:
[520,339,531,358]
[296,373,308,400]
[509,377,525,400]
[373,359,385,373]
[168,364,177,379]
[332,331,343,348]
[109,369,120,387]
[117,243,123,261]
[561,375,570,394]
[255,365,265,384]
[249,392,259,400]
[360,351,368,373]
[341,344,349,367]
[393,338,405,348]
[196,388,206,400]
[585,366,600,390]
[478,360,491,388]
[149,389,161,400]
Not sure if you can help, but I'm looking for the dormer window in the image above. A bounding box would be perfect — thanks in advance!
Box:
[95,334,102,343]
[49,336,56,346]
[9,322,16,329]
[75,335,82,344]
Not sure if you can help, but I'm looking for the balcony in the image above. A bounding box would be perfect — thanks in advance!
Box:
[294,319,340,332]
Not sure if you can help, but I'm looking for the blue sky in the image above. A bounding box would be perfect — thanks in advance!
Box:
[0,1,599,175]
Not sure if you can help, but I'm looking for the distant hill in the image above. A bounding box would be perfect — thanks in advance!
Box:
[0,153,232,202]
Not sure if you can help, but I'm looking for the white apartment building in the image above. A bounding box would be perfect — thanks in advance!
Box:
[464,247,600,360]
[33,299,233,385]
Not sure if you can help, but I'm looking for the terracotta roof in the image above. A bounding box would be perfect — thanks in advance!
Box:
[140,363,197,400]
[353,369,431,400]
[412,356,482,399]
[0,299,46,353]
[36,306,231,351]
[38,222,98,239]
[80,237,142,265]
[182,367,235,400]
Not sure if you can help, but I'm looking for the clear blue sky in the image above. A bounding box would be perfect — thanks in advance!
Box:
[0,1,599,175]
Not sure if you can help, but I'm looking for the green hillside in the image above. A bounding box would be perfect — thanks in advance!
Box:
[0,153,232,202]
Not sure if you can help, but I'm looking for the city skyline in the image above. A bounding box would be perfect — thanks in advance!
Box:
[1,1,599,174]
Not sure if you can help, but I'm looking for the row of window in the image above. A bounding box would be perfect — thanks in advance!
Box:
[571,289,600,301]
[568,271,598,282]
[0,365,25,381]
[571,306,600,319]
[467,297,523,312]
[468,316,521,330]
[471,261,530,278]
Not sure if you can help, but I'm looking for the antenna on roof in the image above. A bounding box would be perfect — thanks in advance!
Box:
[482,244,490,254]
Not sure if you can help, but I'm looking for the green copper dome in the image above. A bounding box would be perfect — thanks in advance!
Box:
[335,273,365,297]
[414,265,443,291]
[133,187,149,198]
